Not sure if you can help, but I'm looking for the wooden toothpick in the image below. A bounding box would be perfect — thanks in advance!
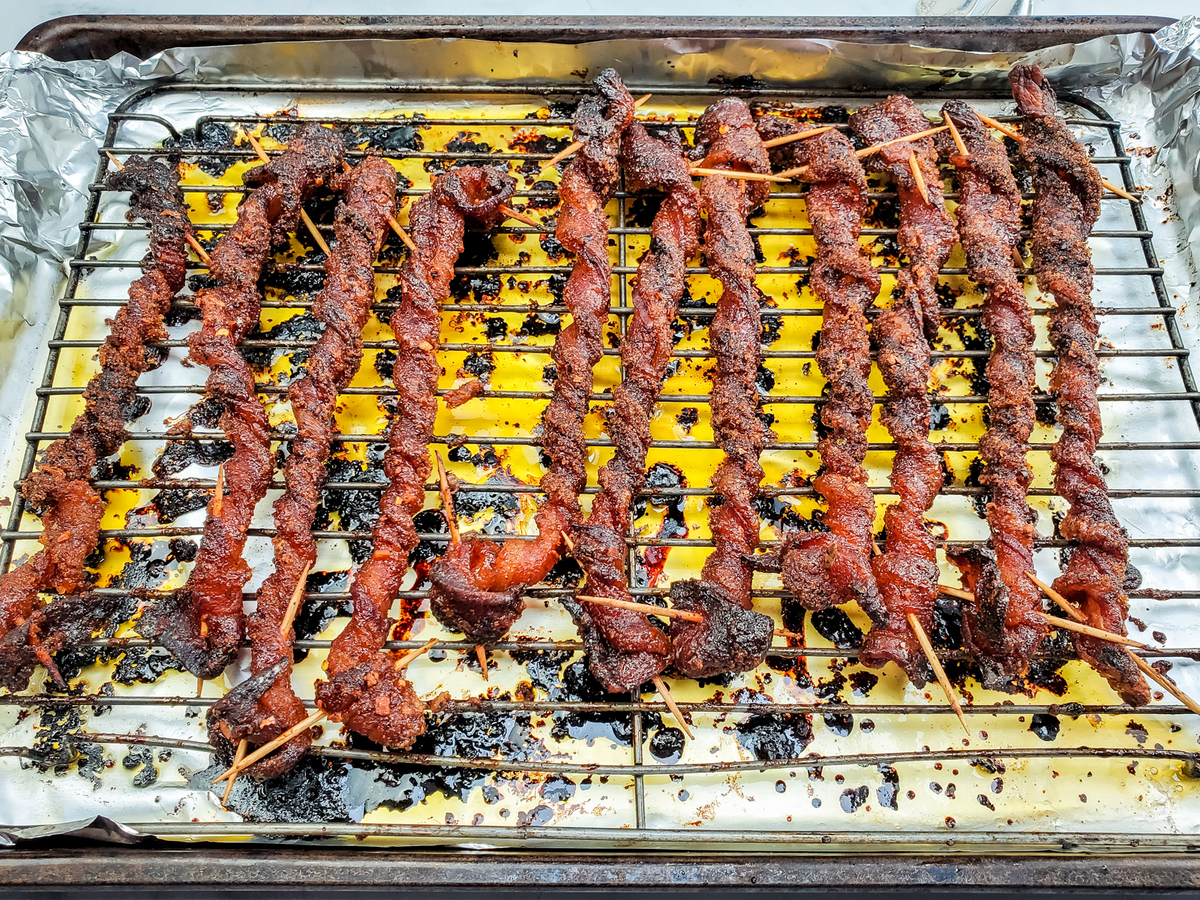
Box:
[575,594,704,623]
[212,710,325,784]
[778,124,951,179]
[394,637,439,671]
[1130,653,1200,717]
[500,205,541,228]
[211,463,225,518]
[221,738,248,805]
[761,124,839,149]
[435,452,459,546]
[907,612,970,737]
[945,114,969,158]
[476,644,489,683]
[652,674,694,740]
[908,149,930,205]
[1025,571,1086,623]
[388,216,418,253]
[279,561,312,637]
[690,167,790,184]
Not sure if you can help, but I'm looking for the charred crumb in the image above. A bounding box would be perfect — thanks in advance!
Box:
[676,407,699,432]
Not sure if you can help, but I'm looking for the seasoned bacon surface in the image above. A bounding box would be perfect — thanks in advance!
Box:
[0,155,189,690]
[157,124,345,680]
[317,165,515,747]
[1011,65,1149,706]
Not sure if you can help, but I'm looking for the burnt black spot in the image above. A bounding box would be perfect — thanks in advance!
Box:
[649,727,685,763]
[342,119,424,153]
[314,443,388,563]
[676,407,699,433]
[165,123,236,178]
[840,785,869,813]
[735,713,813,761]
[517,312,561,338]
[877,765,899,810]
[1029,713,1060,741]
[811,608,864,650]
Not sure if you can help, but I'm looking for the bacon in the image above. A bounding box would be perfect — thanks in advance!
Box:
[427,69,634,647]
[849,97,955,686]
[565,122,700,692]
[207,157,397,779]
[0,155,189,690]
[751,122,884,629]
[316,165,515,747]
[668,98,774,680]
[155,124,345,679]
[1010,65,1149,706]
[942,100,1046,688]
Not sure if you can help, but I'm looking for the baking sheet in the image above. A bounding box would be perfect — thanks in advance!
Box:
[0,20,1199,848]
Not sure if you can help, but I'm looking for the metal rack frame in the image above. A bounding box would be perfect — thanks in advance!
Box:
[2,77,1199,853]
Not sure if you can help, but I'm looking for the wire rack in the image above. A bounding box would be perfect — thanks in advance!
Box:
[2,79,1199,851]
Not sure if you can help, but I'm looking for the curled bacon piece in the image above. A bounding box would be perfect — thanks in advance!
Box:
[156,124,345,679]
[566,122,700,692]
[427,69,634,647]
[942,100,1046,688]
[316,165,515,746]
[751,122,883,627]
[669,98,774,680]
[208,157,397,779]
[0,155,189,690]
[849,97,955,685]
[1010,66,1149,706]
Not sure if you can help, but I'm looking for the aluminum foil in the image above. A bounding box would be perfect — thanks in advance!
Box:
[1,20,1200,848]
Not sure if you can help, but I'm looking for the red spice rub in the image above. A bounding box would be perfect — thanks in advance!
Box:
[156,124,345,679]
[850,96,955,686]
[316,165,515,747]
[0,154,189,690]
[566,121,700,692]
[427,69,635,647]
[942,99,1046,689]
[208,157,397,778]
[1011,65,1149,706]
[669,98,774,680]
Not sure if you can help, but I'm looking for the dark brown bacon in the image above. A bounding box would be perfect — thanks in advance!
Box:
[208,157,397,779]
[155,124,345,679]
[751,122,883,629]
[566,122,700,692]
[668,98,774,680]
[1011,65,1149,706]
[316,165,515,747]
[427,69,634,647]
[849,97,955,686]
[0,155,189,690]
[942,100,1046,688]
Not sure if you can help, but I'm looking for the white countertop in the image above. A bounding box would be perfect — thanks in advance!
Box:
[3,1,1188,57]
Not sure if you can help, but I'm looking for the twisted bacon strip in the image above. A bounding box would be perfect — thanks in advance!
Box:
[156,124,344,679]
[1011,65,1149,706]
[428,69,634,646]
[207,157,397,779]
[669,98,774,679]
[0,155,189,690]
[849,97,955,686]
[567,122,700,693]
[751,123,883,628]
[942,100,1046,688]
[315,166,515,747]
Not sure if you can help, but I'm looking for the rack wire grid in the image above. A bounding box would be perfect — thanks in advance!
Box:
[2,79,1200,852]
